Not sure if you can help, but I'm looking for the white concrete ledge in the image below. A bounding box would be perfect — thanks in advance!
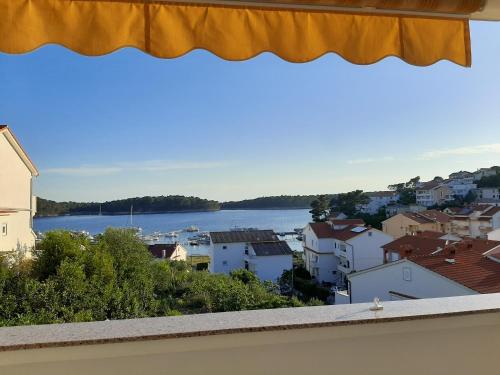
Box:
[1,293,500,352]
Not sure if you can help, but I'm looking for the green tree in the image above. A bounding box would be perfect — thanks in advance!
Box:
[309,195,330,222]
[330,190,369,216]
[388,176,420,205]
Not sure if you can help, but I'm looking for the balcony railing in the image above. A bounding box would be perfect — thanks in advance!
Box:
[337,263,351,274]
[1,294,500,374]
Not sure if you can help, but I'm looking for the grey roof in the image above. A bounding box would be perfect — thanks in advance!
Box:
[251,241,293,256]
[210,230,277,244]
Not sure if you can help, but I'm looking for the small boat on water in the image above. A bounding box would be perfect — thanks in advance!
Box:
[185,225,199,232]
[189,240,199,246]
[164,232,179,238]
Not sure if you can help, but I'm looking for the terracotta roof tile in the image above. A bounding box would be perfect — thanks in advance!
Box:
[329,219,365,226]
[383,235,448,258]
[309,222,368,241]
[410,239,500,294]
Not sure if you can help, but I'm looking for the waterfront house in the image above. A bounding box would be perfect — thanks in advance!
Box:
[356,191,399,215]
[336,238,500,304]
[415,181,454,207]
[0,126,39,255]
[148,243,187,261]
[451,205,500,239]
[382,210,452,239]
[209,230,291,282]
[302,220,393,285]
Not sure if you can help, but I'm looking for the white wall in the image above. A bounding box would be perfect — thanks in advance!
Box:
[348,260,477,304]
[250,255,292,282]
[489,229,500,241]
[303,248,339,283]
[346,229,394,272]
[302,224,334,253]
[302,224,339,283]
[0,133,36,253]
[209,241,246,274]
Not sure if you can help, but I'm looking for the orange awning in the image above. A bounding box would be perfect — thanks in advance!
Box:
[0,0,477,66]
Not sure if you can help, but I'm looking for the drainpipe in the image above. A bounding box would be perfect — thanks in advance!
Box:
[348,279,352,304]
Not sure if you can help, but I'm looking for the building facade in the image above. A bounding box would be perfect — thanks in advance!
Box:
[303,220,393,285]
[336,238,500,304]
[451,205,500,239]
[416,181,454,207]
[0,126,39,255]
[382,210,452,239]
[209,230,292,282]
[357,191,399,215]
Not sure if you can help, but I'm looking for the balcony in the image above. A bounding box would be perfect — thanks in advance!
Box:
[0,294,499,374]
[337,263,351,274]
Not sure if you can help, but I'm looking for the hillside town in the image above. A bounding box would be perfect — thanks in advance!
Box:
[2,124,500,309]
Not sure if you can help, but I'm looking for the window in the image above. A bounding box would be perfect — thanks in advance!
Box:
[368,232,373,237]
[222,261,228,266]
[222,246,227,250]
[403,267,412,281]
[1,223,7,236]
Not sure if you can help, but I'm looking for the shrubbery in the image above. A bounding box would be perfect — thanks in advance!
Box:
[0,229,307,327]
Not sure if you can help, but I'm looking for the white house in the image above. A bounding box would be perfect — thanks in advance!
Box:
[245,241,293,282]
[488,229,500,241]
[415,181,454,207]
[0,126,39,255]
[209,230,292,282]
[357,191,399,215]
[475,187,500,200]
[148,243,188,261]
[336,238,500,304]
[303,220,393,285]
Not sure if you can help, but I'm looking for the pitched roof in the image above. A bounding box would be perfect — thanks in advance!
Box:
[309,222,369,241]
[417,181,441,190]
[401,212,434,224]
[419,210,452,223]
[481,206,500,217]
[309,222,336,238]
[329,219,365,226]
[0,125,39,176]
[417,231,447,239]
[210,230,277,244]
[383,235,448,257]
[411,239,500,294]
[251,241,293,256]
[148,244,178,259]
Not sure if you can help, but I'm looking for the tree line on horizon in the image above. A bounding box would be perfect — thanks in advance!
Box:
[36,167,500,217]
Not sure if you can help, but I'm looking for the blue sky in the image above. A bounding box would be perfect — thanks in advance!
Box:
[1,22,500,202]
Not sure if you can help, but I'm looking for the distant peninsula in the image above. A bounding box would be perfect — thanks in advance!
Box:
[36,195,326,217]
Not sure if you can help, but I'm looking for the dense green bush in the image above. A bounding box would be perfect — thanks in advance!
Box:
[0,229,306,327]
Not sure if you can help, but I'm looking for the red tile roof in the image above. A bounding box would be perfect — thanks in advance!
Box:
[410,239,500,294]
[419,210,451,223]
[309,223,336,238]
[416,231,446,239]
[383,235,448,258]
[329,219,365,226]
[481,206,500,217]
[309,222,368,241]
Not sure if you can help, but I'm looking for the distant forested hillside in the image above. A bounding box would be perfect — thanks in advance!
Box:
[36,196,221,216]
[221,195,333,210]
